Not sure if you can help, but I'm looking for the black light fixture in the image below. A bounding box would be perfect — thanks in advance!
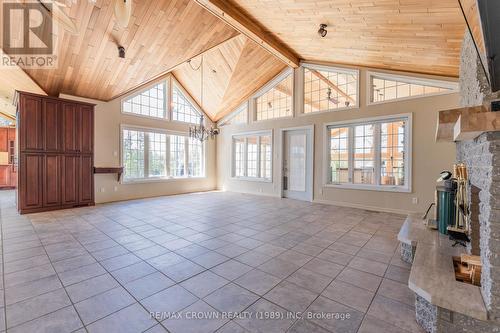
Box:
[118,46,125,58]
[318,24,328,37]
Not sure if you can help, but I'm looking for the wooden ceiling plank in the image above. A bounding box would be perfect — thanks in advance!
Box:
[194,0,300,68]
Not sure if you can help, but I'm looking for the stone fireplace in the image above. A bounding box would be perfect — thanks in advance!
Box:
[454,30,500,327]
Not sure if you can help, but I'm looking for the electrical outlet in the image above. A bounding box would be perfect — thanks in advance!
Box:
[412,197,418,204]
[113,151,118,157]
[100,187,105,193]
[113,186,118,192]
[258,188,263,193]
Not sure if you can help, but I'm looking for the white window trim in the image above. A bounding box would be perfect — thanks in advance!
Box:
[219,101,248,127]
[231,130,273,183]
[170,76,205,125]
[252,68,294,123]
[323,113,412,193]
[120,124,207,184]
[366,71,459,106]
[120,78,169,121]
[299,62,360,116]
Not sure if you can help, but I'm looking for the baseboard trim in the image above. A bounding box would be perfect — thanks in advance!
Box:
[313,198,416,215]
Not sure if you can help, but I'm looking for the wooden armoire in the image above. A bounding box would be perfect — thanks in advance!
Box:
[15,91,95,214]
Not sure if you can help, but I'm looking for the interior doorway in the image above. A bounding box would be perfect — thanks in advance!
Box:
[281,126,314,201]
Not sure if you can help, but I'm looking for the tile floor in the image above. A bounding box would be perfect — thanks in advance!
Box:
[0,190,423,333]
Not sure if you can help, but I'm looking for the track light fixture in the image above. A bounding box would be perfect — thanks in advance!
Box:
[118,46,125,58]
[318,24,328,38]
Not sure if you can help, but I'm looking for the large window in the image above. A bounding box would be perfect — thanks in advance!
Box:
[122,82,166,119]
[232,132,272,181]
[326,115,411,192]
[369,72,458,104]
[219,103,248,126]
[255,72,293,121]
[303,65,358,113]
[122,127,204,182]
[172,84,203,124]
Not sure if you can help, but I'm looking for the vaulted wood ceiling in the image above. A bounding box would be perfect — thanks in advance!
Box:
[4,0,468,122]
[215,0,466,77]
[173,35,286,121]
[13,0,239,101]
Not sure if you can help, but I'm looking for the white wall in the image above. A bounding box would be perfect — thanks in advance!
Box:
[216,66,459,214]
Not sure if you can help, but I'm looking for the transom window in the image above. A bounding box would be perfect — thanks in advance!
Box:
[219,103,248,126]
[122,126,204,182]
[232,132,272,181]
[326,115,411,192]
[122,82,166,119]
[303,65,358,113]
[255,72,293,121]
[369,72,458,104]
[172,84,203,124]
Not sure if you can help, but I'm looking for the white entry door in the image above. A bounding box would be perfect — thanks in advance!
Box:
[283,128,313,201]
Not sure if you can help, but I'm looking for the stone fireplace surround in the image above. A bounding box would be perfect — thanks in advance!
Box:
[410,31,500,332]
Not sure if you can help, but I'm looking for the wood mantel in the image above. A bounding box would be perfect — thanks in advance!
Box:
[435,104,500,142]
[93,167,124,181]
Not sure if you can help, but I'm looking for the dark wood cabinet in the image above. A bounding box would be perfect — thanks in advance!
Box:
[43,99,61,151]
[19,154,43,210]
[19,94,43,151]
[43,154,61,207]
[16,91,95,214]
[79,155,94,204]
[61,155,79,205]
[62,102,80,153]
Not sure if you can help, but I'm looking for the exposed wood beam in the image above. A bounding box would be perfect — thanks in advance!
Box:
[0,110,15,121]
[194,0,300,68]
[309,69,354,103]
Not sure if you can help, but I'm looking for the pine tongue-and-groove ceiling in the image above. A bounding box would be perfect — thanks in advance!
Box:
[173,35,286,121]
[12,0,239,101]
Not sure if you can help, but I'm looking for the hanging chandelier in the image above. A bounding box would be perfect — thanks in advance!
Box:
[188,55,220,142]
[189,115,219,142]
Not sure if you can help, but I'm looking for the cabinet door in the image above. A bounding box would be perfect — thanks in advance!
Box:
[43,99,61,151]
[19,94,43,151]
[43,154,61,207]
[62,103,80,153]
[0,128,8,151]
[79,155,93,204]
[79,104,93,154]
[19,154,43,210]
[61,155,78,205]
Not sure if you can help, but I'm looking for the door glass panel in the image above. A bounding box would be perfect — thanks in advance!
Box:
[288,133,306,192]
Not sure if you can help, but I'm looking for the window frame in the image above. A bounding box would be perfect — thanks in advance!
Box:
[299,63,360,116]
[170,76,204,125]
[323,113,412,193]
[120,124,206,184]
[120,79,169,121]
[219,101,249,127]
[231,130,273,183]
[252,68,294,123]
[366,71,458,106]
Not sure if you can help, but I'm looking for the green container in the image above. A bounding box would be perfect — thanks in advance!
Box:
[437,186,456,235]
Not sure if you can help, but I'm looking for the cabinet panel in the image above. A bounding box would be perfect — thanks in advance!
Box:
[61,155,78,205]
[0,128,8,152]
[20,154,43,209]
[79,104,93,154]
[19,95,43,151]
[79,155,93,204]
[62,103,80,153]
[43,99,61,151]
[43,155,61,206]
